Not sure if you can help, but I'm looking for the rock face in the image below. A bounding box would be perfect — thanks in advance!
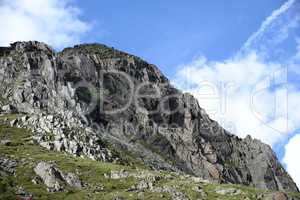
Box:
[34,162,64,192]
[0,41,298,192]
[34,161,83,192]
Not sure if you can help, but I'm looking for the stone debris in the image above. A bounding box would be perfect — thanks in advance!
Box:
[193,185,208,197]
[110,169,130,179]
[12,114,115,162]
[151,186,190,200]
[0,156,18,174]
[15,186,29,197]
[215,187,242,195]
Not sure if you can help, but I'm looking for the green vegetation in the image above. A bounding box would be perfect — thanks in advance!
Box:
[0,122,299,200]
[0,113,19,121]
[0,124,161,200]
[75,44,129,59]
[75,87,93,104]
[62,44,137,60]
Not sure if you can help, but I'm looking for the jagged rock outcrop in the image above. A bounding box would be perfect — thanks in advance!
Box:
[0,41,298,192]
[34,161,83,192]
[34,162,64,192]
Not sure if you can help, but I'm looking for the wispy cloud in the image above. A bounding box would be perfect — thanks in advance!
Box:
[0,0,91,49]
[243,0,296,50]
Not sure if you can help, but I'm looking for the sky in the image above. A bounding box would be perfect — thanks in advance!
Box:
[0,0,299,187]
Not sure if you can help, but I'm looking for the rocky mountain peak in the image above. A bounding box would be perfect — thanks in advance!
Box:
[0,41,298,193]
[62,43,134,59]
[11,41,53,52]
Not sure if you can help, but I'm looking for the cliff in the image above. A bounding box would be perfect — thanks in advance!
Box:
[0,41,298,194]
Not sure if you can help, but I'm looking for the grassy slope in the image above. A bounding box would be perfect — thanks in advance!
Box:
[0,119,299,200]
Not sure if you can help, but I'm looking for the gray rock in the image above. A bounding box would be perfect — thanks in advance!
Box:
[34,162,64,192]
[215,187,242,195]
[10,119,18,127]
[15,186,29,196]
[137,179,154,190]
[62,172,83,188]
[32,176,43,184]
[1,104,17,113]
[256,194,265,199]
[152,186,190,200]
[91,184,104,193]
[110,169,130,179]
[0,156,18,174]
[130,179,155,191]
[15,114,115,162]
[193,185,208,197]
[34,161,83,192]
[0,139,11,146]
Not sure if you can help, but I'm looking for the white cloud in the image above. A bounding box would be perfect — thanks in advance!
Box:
[283,134,300,188]
[0,0,91,49]
[175,52,299,146]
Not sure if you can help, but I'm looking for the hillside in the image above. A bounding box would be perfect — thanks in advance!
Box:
[0,119,299,200]
[0,41,299,199]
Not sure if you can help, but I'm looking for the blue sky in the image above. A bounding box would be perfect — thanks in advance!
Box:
[75,0,287,77]
[0,0,299,186]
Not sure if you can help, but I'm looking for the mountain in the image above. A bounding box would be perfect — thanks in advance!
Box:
[0,41,299,199]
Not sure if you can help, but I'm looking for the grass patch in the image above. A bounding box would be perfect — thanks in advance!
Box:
[0,124,299,200]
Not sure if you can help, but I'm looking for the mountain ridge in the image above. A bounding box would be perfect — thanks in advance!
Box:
[0,41,298,194]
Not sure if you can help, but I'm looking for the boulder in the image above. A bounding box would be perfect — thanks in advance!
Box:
[62,172,83,188]
[34,161,83,192]
[110,169,130,179]
[215,187,242,195]
[34,162,63,192]
[1,105,17,113]
[0,139,12,146]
